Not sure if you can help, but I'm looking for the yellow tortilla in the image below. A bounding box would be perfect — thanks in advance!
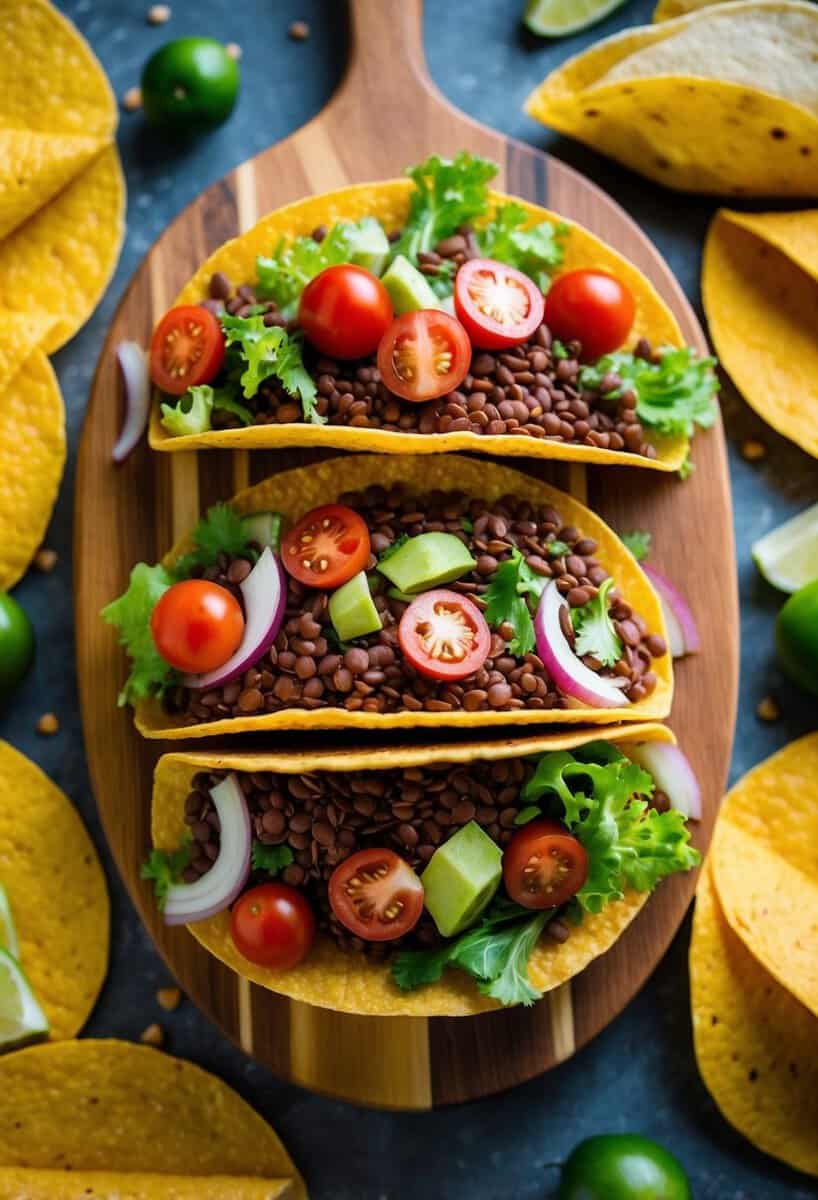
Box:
[0,130,108,242]
[703,208,818,458]
[526,1,818,196]
[0,742,108,1040]
[711,732,818,1019]
[130,454,672,739]
[0,1040,305,1198]
[0,1171,296,1199]
[153,723,672,1016]
[654,0,728,16]
[690,860,818,1177]
[148,179,687,471]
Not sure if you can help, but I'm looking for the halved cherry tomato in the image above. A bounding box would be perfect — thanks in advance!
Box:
[149,304,225,395]
[231,883,315,969]
[280,504,371,589]
[298,264,392,359]
[150,579,244,674]
[544,269,636,362]
[398,588,490,681]
[454,258,545,350]
[503,818,588,910]
[377,310,471,402]
[329,848,424,941]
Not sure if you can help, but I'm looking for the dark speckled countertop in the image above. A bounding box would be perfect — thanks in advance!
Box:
[4,1,817,1196]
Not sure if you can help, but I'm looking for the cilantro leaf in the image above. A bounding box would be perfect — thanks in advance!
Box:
[579,347,718,439]
[483,549,548,656]
[255,221,358,318]
[678,452,695,481]
[251,841,294,876]
[389,152,498,265]
[221,315,323,425]
[141,840,192,910]
[551,339,568,360]
[477,203,568,291]
[172,503,253,581]
[571,577,622,667]
[377,533,409,564]
[621,530,651,562]
[101,562,176,705]
[548,540,570,558]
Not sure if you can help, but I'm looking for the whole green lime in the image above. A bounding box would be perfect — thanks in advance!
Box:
[558,1134,692,1200]
[777,579,818,696]
[141,37,239,131]
[0,593,34,700]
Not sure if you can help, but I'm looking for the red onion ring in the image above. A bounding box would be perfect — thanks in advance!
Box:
[164,773,251,924]
[113,341,151,464]
[643,565,700,657]
[534,580,629,708]
[624,741,702,822]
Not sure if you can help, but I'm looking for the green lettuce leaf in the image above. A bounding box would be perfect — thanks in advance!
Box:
[389,152,497,265]
[477,202,568,291]
[101,562,175,705]
[255,219,383,318]
[621,530,651,562]
[160,384,213,436]
[221,315,323,425]
[579,347,718,439]
[571,577,622,667]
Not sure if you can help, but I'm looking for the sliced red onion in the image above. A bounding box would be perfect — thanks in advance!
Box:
[534,580,629,709]
[624,741,702,822]
[113,341,151,464]
[643,565,700,658]
[183,547,286,690]
[164,774,251,924]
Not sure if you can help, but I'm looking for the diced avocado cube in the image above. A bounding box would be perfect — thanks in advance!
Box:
[422,821,503,937]
[346,217,391,276]
[241,511,282,551]
[381,254,442,314]
[328,571,383,642]
[378,532,476,594]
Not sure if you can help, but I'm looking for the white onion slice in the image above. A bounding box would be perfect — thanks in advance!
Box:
[164,774,251,924]
[644,565,700,658]
[113,341,151,464]
[624,741,702,822]
[534,580,629,709]
[183,547,286,690]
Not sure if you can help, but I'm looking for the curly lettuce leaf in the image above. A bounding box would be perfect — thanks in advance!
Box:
[571,577,622,667]
[389,152,498,264]
[101,562,175,705]
[255,221,358,318]
[580,347,718,439]
[621,530,651,562]
[221,315,323,425]
[477,202,568,291]
[160,384,214,436]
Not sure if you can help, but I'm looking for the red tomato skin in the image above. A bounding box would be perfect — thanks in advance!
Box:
[328,848,424,941]
[503,818,589,910]
[149,304,225,395]
[298,264,392,359]
[150,579,244,674]
[398,588,491,681]
[280,503,371,590]
[230,883,315,969]
[377,311,471,402]
[544,269,636,362]
[454,258,545,351]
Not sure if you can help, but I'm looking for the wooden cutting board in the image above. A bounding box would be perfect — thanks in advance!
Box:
[75,0,738,1108]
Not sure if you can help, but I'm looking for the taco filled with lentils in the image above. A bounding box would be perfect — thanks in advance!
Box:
[102,456,673,739]
[146,727,702,1016]
[145,153,718,475]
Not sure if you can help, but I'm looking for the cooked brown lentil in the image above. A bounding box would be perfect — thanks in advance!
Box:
[165,484,666,726]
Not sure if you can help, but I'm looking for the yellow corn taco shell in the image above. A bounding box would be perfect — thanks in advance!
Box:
[654,0,724,17]
[148,179,688,471]
[153,723,673,1016]
[703,208,818,458]
[526,1,818,196]
[0,741,108,1039]
[0,1039,305,1197]
[0,1169,297,1199]
[690,860,818,1177]
[132,454,672,738]
[711,733,818,1019]
[0,131,108,242]
[0,321,65,592]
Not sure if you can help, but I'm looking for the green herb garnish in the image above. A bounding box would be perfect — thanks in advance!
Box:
[101,562,176,705]
[571,577,622,667]
[579,347,718,440]
[141,840,192,911]
[220,314,323,425]
[621,530,652,562]
[483,548,548,655]
[251,841,294,876]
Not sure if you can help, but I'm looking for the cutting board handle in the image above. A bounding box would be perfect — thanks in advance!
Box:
[330,0,432,115]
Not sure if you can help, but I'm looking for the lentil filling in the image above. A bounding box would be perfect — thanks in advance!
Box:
[165,484,667,725]
[200,226,659,458]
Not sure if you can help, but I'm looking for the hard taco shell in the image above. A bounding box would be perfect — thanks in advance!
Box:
[132,454,672,738]
[152,723,674,1017]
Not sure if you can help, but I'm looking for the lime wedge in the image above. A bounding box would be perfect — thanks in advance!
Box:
[524,0,628,36]
[0,884,19,960]
[0,947,48,1050]
[753,503,818,593]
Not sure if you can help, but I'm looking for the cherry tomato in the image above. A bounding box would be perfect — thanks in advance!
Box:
[503,818,588,909]
[329,848,424,941]
[398,588,490,681]
[544,269,636,362]
[231,883,315,969]
[298,264,392,359]
[149,304,225,395]
[454,258,545,350]
[377,311,471,402]
[280,504,371,590]
[150,579,244,674]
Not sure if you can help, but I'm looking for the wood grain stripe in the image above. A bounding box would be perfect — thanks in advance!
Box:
[548,984,576,1063]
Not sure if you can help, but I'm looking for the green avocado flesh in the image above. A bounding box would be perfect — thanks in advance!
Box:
[328,571,383,642]
[422,821,503,937]
[381,254,441,314]
[378,532,476,594]
[347,217,391,276]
